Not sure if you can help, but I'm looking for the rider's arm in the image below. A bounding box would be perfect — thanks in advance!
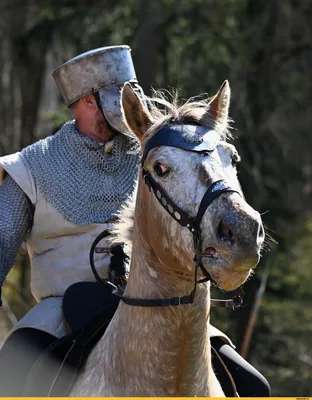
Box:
[0,174,33,305]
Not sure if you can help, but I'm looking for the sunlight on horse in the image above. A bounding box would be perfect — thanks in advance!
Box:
[71,81,264,397]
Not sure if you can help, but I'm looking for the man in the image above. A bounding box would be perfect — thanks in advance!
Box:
[0,45,270,396]
[0,45,142,395]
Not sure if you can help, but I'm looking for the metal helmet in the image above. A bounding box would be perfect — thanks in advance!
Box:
[52,45,145,137]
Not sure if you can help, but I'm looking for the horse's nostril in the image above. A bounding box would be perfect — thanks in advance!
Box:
[258,224,265,239]
[218,221,234,244]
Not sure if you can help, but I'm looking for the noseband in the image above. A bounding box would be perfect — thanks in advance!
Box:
[99,124,244,308]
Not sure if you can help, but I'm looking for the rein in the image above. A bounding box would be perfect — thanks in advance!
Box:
[90,124,244,309]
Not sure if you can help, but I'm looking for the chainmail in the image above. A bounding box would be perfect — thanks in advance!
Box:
[21,121,140,225]
[0,175,33,304]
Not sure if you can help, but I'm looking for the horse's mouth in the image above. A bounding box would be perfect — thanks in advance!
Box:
[202,245,261,271]
[201,249,255,291]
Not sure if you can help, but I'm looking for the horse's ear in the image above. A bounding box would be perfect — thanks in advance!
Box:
[208,80,231,126]
[122,83,153,141]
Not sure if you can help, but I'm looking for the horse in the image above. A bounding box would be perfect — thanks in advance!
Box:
[70,81,265,397]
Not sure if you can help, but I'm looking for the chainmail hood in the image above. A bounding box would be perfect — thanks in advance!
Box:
[21,121,140,225]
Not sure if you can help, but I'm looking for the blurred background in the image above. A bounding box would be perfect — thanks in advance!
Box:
[0,0,312,396]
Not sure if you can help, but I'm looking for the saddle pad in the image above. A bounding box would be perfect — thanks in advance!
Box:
[62,281,120,333]
[22,282,120,396]
[23,315,111,396]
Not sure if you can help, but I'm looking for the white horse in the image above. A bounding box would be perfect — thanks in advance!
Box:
[71,81,264,397]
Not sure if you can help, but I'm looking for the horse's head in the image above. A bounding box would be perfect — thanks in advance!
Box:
[121,82,264,292]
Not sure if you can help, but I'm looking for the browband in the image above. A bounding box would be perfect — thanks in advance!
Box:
[141,124,220,165]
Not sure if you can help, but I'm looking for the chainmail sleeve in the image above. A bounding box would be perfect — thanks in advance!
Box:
[0,174,33,305]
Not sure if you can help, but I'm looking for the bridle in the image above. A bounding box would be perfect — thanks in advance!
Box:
[92,124,244,308]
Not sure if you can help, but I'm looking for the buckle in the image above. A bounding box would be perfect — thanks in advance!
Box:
[232,294,243,309]
[171,296,182,306]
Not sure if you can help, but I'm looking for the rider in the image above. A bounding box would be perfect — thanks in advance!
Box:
[0,45,142,395]
[0,45,270,397]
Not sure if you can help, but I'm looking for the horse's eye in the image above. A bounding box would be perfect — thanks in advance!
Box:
[232,153,241,167]
[154,162,169,177]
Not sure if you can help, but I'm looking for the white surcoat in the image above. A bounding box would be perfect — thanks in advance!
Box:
[0,152,113,338]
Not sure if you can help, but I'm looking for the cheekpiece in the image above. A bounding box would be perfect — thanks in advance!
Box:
[52,46,137,106]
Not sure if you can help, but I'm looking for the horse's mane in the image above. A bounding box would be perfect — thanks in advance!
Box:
[111,91,232,260]
[110,183,137,260]
[144,90,231,142]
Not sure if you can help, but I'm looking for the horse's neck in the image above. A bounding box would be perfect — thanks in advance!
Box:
[105,235,220,396]
[73,229,224,396]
